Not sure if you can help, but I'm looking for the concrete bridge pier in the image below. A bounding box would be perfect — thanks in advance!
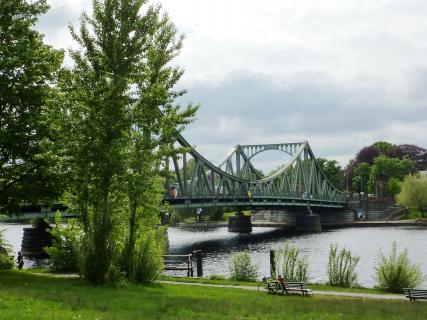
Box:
[294,213,322,232]
[319,210,355,227]
[228,211,252,233]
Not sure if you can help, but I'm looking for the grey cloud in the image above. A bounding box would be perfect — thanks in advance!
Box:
[178,69,427,166]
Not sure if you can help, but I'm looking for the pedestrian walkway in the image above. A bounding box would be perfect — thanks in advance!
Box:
[159,280,406,300]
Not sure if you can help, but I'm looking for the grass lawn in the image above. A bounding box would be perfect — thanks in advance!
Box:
[0,271,426,319]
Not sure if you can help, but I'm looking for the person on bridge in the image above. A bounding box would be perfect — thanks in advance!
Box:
[170,186,178,198]
[247,188,253,200]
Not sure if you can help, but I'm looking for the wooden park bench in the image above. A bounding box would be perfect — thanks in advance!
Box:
[260,277,281,294]
[404,288,427,302]
[282,281,311,296]
[260,278,311,296]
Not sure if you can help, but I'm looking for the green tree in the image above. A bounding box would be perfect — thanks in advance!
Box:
[352,162,370,193]
[63,0,196,284]
[369,156,413,181]
[316,158,343,189]
[386,178,402,199]
[0,229,13,269]
[372,141,398,157]
[397,175,427,217]
[368,156,413,193]
[0,0,64,213]
[120,4,197,281]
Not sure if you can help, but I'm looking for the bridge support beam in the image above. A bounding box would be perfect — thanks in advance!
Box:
[295,214,322,232]
[319,210,355,227]
[228,212,252,233]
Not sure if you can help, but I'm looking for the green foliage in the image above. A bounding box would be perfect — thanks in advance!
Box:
[327,244,360,287]
[374,242,424,293]
[276,241,310,282]
[386,178,402,199]
[0,229,13,270]
[369,156,413,187]
[229,251,258,281]
[0,0,65,213]
[397,175,427,217]
[209,275,226,280]
[316,158,343,189]
[352,157,413,194]
[352,162,370,193]
[60,0,196,284]
[372,142,397,155]
[44,213,82,273]
[131,227,165,284]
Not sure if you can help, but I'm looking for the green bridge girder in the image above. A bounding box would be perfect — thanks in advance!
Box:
[165,135,348,210]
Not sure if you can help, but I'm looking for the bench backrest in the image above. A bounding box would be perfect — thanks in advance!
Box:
[404,288,427,297]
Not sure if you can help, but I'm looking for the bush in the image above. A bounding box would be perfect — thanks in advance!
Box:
[0,229,13,270]
[275,241,309,283]
[229,251,258,281]
[44,213,82,273]
[209,275,226,280]
[374,242,424,292]
[328,244,360,287]
[133,228,165,283]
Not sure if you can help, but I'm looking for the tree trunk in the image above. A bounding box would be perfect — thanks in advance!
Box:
[126,202,137,280]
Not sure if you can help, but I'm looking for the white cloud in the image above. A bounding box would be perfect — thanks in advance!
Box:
[36,0,427,169]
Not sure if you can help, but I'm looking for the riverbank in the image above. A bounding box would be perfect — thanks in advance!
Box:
[0,271,426,319]
[176,218,427,229]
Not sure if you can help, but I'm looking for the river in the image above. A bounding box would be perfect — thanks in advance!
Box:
[2,223,426,288]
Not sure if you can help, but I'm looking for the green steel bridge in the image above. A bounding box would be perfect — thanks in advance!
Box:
[4,135,348,222]
[165,134,348,211]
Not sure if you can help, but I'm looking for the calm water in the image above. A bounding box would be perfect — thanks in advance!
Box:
[166,226,427,288]
[2,223,426,287]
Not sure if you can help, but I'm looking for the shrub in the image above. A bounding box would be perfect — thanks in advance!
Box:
[0,229,13,270]
[374,242,424,292]
[133,227,165,283]
[209,275,226,280]
[327,244,360,287]
[44,213,82,273]
[229,251,258,281]
[275,241,309,283]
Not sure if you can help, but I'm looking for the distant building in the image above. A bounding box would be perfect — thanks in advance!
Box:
[419,171,427,178]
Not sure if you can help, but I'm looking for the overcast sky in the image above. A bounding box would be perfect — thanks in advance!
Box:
[36,0,427,171]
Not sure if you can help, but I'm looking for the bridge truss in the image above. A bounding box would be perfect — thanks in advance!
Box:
[165,135,347,210]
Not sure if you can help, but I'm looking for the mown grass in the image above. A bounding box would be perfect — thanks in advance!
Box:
[0,271,425,319]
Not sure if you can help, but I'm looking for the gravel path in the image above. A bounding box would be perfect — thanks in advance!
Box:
[159,280,407,300]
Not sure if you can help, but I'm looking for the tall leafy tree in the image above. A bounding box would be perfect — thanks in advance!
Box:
[368,156,413,192]
[0,0,64,213]
[352,162,370,193]
[397,175,427,217]
[316,158,343,189]
[122,4,197,281]
[63,0,196,284]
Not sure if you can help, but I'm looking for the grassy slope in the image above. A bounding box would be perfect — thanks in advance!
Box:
[0,271,426,320]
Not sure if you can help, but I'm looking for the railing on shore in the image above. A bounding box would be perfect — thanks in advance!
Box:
[163,250,203,277]
[174,222,225,230]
